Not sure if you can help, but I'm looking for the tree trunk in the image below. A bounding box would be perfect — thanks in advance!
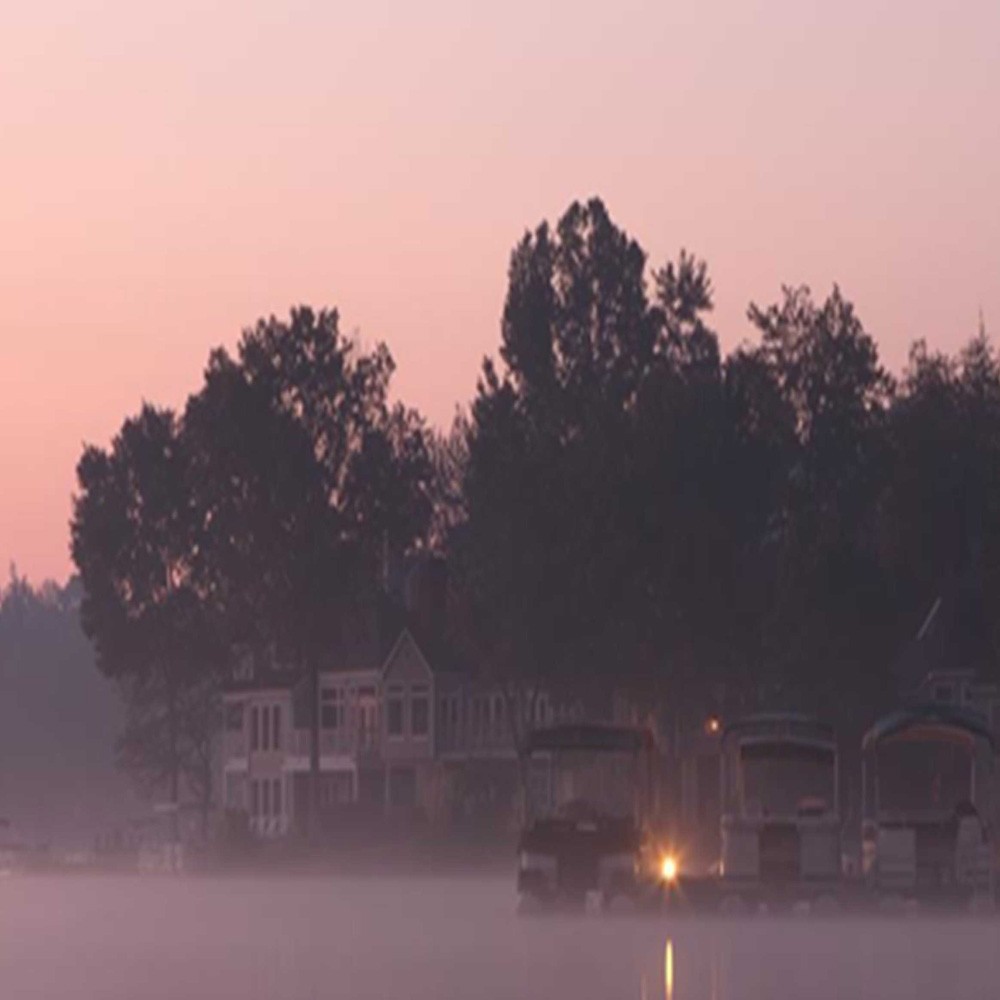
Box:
[167,678,181,870]
[308,659,321,840]
[199,747,212,841]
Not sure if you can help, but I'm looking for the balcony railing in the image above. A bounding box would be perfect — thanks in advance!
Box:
[249,815,289,839]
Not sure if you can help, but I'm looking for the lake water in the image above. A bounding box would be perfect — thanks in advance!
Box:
[2,874,999,999]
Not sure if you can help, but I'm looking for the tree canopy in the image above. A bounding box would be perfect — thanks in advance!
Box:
[66,197,1000,808]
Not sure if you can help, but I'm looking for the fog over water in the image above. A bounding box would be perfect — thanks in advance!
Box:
[3,875,999,999]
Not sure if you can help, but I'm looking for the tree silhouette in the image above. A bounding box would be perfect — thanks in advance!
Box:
[71,405,219,829]
[184,307,432,833]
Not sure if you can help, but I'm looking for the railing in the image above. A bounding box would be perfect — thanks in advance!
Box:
[249,815,289,839]
[229,720,521,762]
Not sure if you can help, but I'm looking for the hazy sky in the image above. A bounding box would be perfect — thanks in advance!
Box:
[2,0,997,582]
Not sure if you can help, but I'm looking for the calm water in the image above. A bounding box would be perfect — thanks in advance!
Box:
[2,874,999,999]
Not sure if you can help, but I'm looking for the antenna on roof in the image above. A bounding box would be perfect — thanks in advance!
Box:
[916,595,942,642]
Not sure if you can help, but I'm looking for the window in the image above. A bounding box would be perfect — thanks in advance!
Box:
[358,693,378,748]
[411,685,429,738]
[321,688,342,730]
[250,706,260,751]
[225,702,244,732]
[387,685,404,737]
[251,780,260,816]
[494,695,506,734]
[262,778,271,817]
[272,705,281,750]
[261,702,271,751]
[272,778,282,817]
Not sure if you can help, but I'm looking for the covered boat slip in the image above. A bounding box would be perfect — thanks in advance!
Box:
[513,712,1000,915]
[710,715,843,907]
[862,703,997,906]
[721,716,838,817]
[862,703,996,823]
[517,724,666,910]
[525,724,656,827]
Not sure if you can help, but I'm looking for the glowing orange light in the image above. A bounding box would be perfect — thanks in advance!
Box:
[705,717,721,735]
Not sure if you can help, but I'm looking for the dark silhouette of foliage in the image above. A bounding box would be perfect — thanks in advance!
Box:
[0,570,134,843]
[71,406,221,825]
[184,307,433,832]
[56,197,1000,837]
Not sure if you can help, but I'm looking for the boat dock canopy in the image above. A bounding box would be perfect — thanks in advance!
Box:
[862,703,996,753]
[722,713,835,749]
[526,724,655,754]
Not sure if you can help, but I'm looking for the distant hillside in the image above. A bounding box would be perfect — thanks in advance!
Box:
[0,572,140,847]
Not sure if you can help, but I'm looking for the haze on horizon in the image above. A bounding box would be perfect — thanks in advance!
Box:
[2,0,997,583]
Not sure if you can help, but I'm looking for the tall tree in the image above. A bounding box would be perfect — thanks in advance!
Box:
[427,412,470,551]
[748,285,894,716]
[185,307,432,833]
[457,200,733,764]
[71,405,218,832]
[879,331,1000,677]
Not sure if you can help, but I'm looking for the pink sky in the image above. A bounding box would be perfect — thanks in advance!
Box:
[2,0,997,583]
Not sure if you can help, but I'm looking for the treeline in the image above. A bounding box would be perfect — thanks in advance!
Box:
[0,571,136,843]
[71,198,1000,808]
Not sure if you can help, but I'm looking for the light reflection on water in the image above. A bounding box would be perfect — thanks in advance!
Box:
[2,876,1000,1000]
[665,938,674,1000]
[634,918,1000,1000]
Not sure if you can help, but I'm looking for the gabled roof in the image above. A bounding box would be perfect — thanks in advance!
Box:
[380,625,467,680]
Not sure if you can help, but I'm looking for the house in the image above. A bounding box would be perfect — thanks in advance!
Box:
[380,625,576,827]
[221,648,299,838]
[218,554,644,840]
